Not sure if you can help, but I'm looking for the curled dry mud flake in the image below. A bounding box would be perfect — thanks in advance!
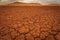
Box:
[15,34,25,40]
[55,32,60,40]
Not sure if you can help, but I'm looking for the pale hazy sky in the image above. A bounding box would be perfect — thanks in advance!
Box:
[17,0,60,5]
[0,0,60,5]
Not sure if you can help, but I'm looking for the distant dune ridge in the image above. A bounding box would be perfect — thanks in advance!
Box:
[0,0,60,5]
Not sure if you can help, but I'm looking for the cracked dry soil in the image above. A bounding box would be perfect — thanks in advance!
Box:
[0,6,60,40]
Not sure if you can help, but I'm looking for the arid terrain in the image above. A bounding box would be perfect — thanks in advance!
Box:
[0,6,60,40]
[0,2,60,6]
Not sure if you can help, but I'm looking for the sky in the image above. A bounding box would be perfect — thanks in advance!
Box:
[0,0,60,5]
[17,0,60,5]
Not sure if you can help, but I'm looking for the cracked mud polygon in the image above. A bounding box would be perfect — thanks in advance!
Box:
[0,6,60,40]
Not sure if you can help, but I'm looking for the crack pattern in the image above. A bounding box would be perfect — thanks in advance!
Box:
[0,6,60,40]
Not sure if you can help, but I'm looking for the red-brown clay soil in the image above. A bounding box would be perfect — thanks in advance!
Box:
[0,6,60,40]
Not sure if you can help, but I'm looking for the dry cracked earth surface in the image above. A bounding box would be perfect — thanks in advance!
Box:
[0,6,60,40]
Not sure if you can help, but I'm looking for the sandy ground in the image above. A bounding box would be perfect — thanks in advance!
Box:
[0,2,41,6]
[0,2,60,6]
[0,6,60,40]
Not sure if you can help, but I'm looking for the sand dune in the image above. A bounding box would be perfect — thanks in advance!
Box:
[0,2,60,6]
